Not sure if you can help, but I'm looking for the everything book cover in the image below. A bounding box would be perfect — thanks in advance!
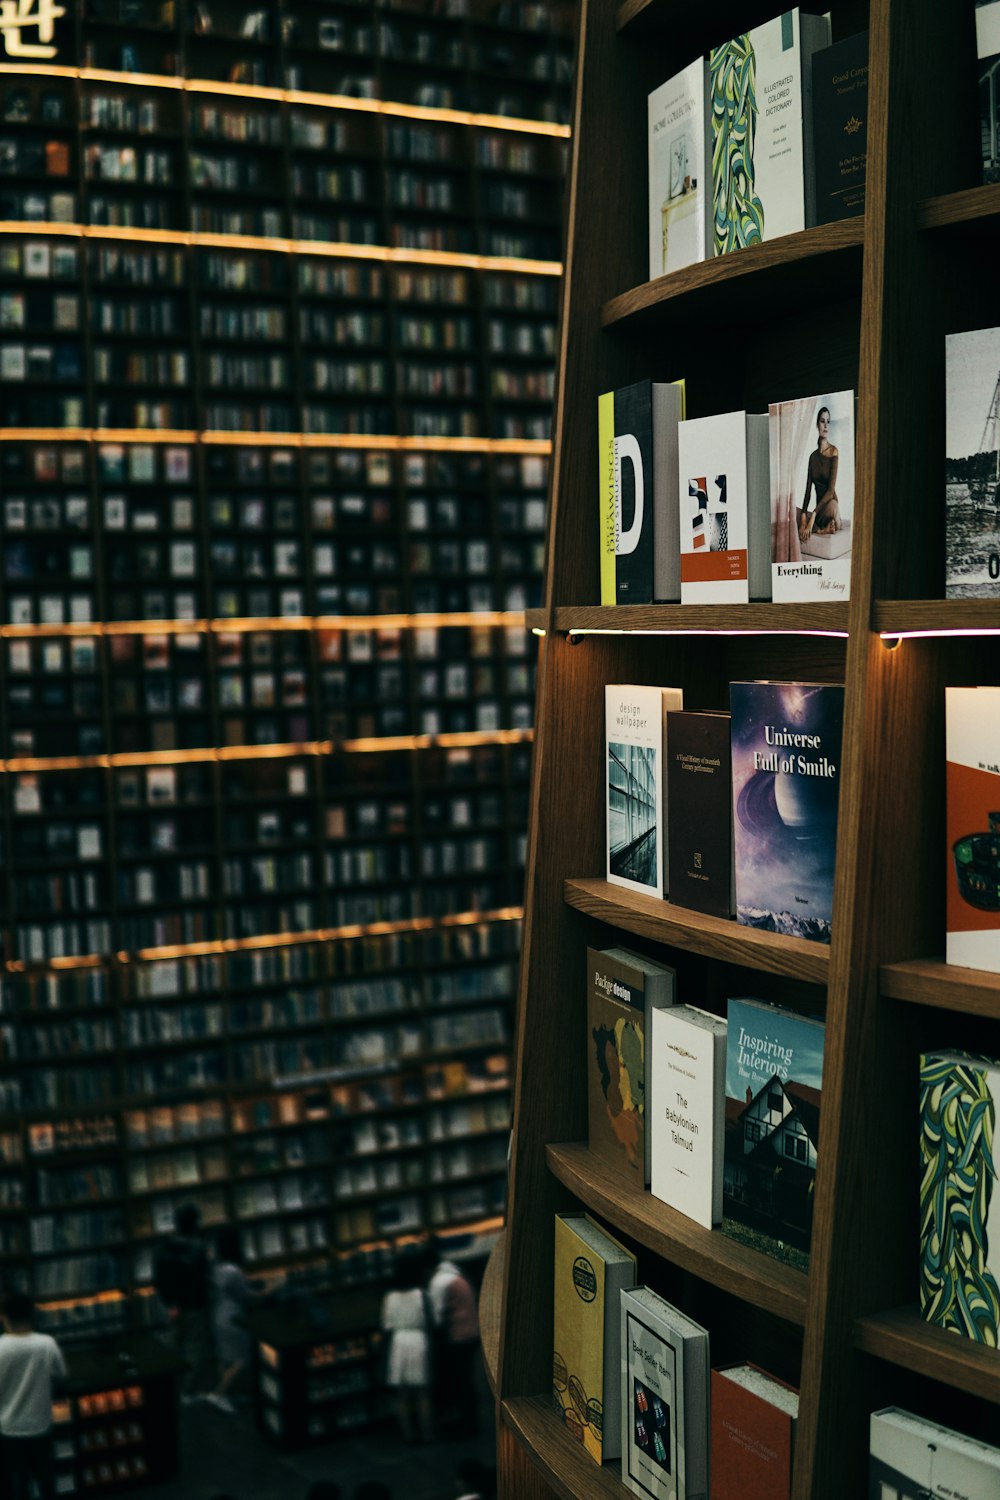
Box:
[870,1407,1000,1498]
[730,680,844,942]
[620,1287,709,1500]
[723,997,825,1269]
[945,327,1000,597]
[768,390,854,602]
[606,684,683,899]
[946,687,1000,972]
[648,62,707,279]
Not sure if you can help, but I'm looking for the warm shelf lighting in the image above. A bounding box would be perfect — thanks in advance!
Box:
[1,612,527,640]
[0,427,553,455]
[878,628,1000,639]
[342,728,534,752]
[566,627,851,640]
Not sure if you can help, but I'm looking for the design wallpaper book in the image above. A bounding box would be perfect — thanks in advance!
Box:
[945,327,1000,597]
[730,680,844,942]
[711,1363,799,1500]
[708,9,830,254]
[768,390,854,601]
[946,687,1000,972]
[870,1407,1000,1498]
[587,945,676,1189]
[979,0,1000,185]
[648,62,707,279]
[606,684,683,899]
[650,1004,726,1229]
[553,1213,637,1464]
[811,32,868,224]
[666,710,733,918]
[723,997,825,1269]
[620,1286,709,1500]
[677,411,770,604]
[919,1049,1000,1347]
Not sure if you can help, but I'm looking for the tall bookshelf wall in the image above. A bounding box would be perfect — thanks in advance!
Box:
[0,0,573,1344]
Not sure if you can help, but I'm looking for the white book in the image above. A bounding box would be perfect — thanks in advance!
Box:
[870,1407,1000,1497]
[620,1286,709,1500]
[652,382,686,603]
[606,684,683,899]
[650,1005,726,1228]
[648,62,707,280]
[769,390,854,601]
[677,412,770,604]
[946,687,1000,972]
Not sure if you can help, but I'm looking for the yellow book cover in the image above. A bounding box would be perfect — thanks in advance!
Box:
[553,1213,637,1464]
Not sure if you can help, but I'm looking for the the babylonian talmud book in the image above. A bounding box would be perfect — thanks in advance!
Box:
[768,390,854,601]
[650,1005,727,1229]
[711,1363,799,1500]
[919,1050,1000,1347]
[811,31,868,224]
[945,327,1000,597]
[870,1407,1000,1498]
[620,1287,709,1500]
[677,412,770,604]
[648,62,707,280]
[666,710,733,918]
[723,997,825,1270]
[730,680,844,942]
[553,1213,636,1464]
[979,1,1000,185]
[708,9,830,255]
[947,687,1000,972]
[606,684,683,899]
[587,945,676,1189]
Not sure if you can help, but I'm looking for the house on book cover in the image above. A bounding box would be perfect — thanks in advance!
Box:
[724,1075,820,1254]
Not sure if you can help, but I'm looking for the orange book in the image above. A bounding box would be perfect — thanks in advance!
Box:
[45,140,70,177]
[710,1363,798,1500]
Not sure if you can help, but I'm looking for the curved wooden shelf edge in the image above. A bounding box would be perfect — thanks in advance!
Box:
[550,602,849,634]
[918,183,1000,232]
[479,1228,505,1398]
[880,957,1000,1018]
[546,1142,809,1326]
[873,598,1000,634]
[601,219,865,329]
[563,878,831,983]
[854,1306,1000,1404]
[502,1396,627,1500]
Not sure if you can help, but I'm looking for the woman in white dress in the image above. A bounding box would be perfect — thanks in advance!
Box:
[380,1259,433,1442]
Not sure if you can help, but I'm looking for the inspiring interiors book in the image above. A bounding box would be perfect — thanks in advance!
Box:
[712,1363,799,1500]
[870,1407,1000,1498]
[648,62,707,280]
[650,1004,727,1229]
[708,9,830,255]
[553,1213,637,1464]
[769,390,854,602]
[677,411,770,604]
[945,327,1000,597]
[919,1049,1000,1347]
[620,1287,709,1500]
[606,683,683,899]
[723,997,825,1270]
[730,680,844,942]
[947,687,1000,972]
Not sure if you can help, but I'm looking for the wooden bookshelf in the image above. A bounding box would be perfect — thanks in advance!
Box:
[854,1308,1000,1405]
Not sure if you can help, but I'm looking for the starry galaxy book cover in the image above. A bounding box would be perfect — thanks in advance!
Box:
[730,681,844,943]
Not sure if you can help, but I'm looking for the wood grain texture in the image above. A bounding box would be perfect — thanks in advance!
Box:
[854,1308,1000,1404]
[498,1415,564,1500]
[502,1398,627,1500]
[919,183,1000,230]
[564,878,831,982]
[880,958,1000,1017]
[552,604,850,634]
[873,600,1000,632]
[546,1143,810,1324]
[480,1231,505,1399]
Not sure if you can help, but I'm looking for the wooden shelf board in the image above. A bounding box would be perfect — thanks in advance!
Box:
[874,599,1000,634]
[880,957,1000,1017]
[918,183,1000,232]
[546,1143,809,1325]
[551,603,849,635]
[501,1396,627,1500]
[601,220,864,331]
[854,1306,1000,1403]
[564,878,831,983]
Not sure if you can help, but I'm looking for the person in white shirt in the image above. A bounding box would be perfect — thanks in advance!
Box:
[0,1292,67,1500]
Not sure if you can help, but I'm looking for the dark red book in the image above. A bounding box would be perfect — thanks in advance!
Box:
[666,710,733,917]
[711,1362,798,1500]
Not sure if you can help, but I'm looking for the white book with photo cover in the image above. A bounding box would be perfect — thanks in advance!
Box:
[677,412,770,604]
[648,62,707,280]
[606,684,683,899]
[769,390,854,601]
[946,326,1000,597]
[620,1286,709,1500]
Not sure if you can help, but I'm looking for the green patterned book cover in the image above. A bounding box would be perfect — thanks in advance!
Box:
[919,1050,1000,1346]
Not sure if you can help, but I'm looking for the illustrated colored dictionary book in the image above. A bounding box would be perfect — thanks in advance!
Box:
[708,9,830,255]
[677,411,770,604]
[870,1407,1000,1498]
[711,1363,799,1500]
[946,687,1000,971]
[768,389,855,602]
[919,1049,1000,1347]
[723,997,825,1269]
[650,1004,727,1229]
[811,31,868,224]
[945,328,1000,597]
[665,709,733,918]
[553,1213,637,1464]
[587,945,676,1189]
[606,683,683,899]
[730,680,844,942]
[648,62,707,279]
[978,0,1000,185]
[620,1286,709,1500]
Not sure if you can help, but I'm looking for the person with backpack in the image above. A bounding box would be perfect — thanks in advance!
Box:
[153,1202,212,1403]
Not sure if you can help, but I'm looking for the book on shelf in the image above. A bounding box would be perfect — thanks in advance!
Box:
[730,680,844,942]
[553,1212,636,1465]
[606,683,683,899]
[599,381,684,606]
[768,391,855,601]
[811,33,868,224]
[945,327,1000,597]
[677,412,770,604]
[648,63,707,279]
[711,1362,798,1500]
[946,687,1000,971]
[587,945,676,1188]
[723,997,825,1270]
[869,1407,1000,1497]
[620,1286,709,1500]
[650,1005,726,1229]
[665,710,734,918]
[708,9,830,254]
[919,1048,1000,1346]
[978,1,1000,185]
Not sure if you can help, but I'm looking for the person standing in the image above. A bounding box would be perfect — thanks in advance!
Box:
[379,1260,433,1444]
[0,1292,66,1500]
[153,1202,212,1402]
[427,1247,480,1435]
[207,1225,258,1414]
